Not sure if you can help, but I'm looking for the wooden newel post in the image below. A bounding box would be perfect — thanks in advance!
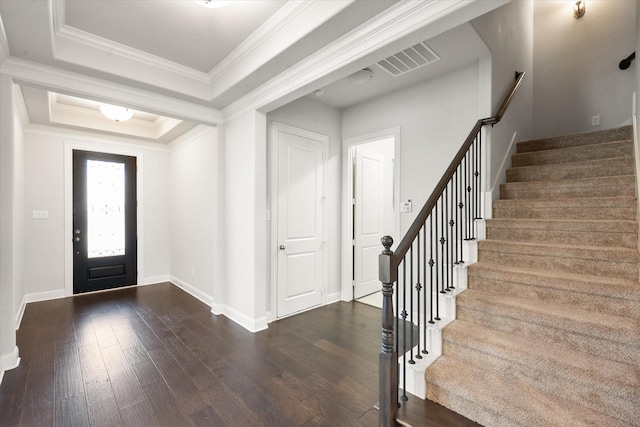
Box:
[379,236,397,427]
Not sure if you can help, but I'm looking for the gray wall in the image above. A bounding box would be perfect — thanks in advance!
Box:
[533,0,636,138]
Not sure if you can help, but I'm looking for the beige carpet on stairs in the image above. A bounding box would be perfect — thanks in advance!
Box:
[425,126,640,427]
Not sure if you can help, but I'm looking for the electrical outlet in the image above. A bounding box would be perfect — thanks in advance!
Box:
[591,115,600,126]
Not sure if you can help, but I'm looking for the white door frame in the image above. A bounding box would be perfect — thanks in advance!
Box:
[64,141,144,297]
[269,122,329,320]
[341,127,401,301]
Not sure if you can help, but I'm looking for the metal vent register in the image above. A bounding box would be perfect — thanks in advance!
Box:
[377,42,440,76]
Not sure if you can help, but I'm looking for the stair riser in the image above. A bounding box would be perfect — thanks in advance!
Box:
[441,339,639,425]
[456,304,640,366]
[517,127,633,153]
[512,141,633,167]
[486,227,638,248]
[467,274,640,320]
[478,249,638,280]
[492,206,636,220]
[500,180,635,200]
[506,158,635,182]
[426,384,524,427]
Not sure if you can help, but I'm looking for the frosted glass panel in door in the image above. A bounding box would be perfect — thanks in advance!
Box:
[87,159,126,258]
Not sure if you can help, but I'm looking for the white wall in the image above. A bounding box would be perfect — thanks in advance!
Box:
[267,97,343,302]
[168,126,219,305]
[222,109,268,332]
[472,0,534,202]
[533,0,636,138]
[22,129,171,297]
[0,76,19,379]
[342,62,481,236]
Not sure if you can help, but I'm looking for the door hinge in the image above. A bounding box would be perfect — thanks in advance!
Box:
[352,198,356,205]
[352,239,355,246]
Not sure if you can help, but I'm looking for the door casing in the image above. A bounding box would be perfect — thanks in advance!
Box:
[64,142,144,297]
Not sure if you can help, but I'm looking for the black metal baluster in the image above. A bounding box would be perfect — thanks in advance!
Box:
[449,180,455,291]
[415,232,422,360]
[458,162,464,263]
[434,208,440,321]
[422,224,429,354]
[477,131,483,220]
[454,169,459,265]
[464,153,471,240]
[440,197,446,295]
[408,245,415,365]
[444,186,450,292]
[429,215,435,324]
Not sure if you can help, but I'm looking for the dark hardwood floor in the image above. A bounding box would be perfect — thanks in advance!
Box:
[0,282,480,426]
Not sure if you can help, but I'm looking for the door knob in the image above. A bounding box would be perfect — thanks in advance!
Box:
[74,237,80,242]
[279,245,286,250]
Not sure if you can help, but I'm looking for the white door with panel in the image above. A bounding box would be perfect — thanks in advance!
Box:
[353,147,385,299]
[276,126,326,318]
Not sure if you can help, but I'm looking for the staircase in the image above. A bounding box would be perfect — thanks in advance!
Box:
[424,126,640,426]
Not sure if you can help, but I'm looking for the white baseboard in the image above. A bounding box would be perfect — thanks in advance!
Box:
[16,289,67,329]
[210,303,268,333]
[0,346,20,385]
[327,291,342,304]
[142,275,171,286]
[169,275,213,306]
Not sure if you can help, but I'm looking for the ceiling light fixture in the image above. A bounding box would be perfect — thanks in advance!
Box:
[195,0,230,8]
[348,68,373,85]
[574,1,585,19]
[99,104,134,122]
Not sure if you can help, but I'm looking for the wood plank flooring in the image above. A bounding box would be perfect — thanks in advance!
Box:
[0,282,480,426]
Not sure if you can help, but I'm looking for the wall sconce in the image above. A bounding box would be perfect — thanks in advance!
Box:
[574,1,585,19]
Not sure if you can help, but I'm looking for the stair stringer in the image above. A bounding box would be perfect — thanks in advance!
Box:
[398,223,483,399]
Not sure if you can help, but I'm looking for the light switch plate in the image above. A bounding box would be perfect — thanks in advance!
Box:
[32,210,49,219]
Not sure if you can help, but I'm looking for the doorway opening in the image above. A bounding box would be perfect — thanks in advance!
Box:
[72,150,137,294]
[343,129,399,306]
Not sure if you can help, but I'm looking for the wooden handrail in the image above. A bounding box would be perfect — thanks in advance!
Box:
[391,70,525,263]
[378,70,526,427]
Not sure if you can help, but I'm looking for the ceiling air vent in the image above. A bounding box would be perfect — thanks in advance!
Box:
[377,42,440,77]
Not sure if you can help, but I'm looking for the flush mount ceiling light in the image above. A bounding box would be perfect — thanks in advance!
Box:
[195,0,230,8]
[574,0,585,18]
[99,104,134,122]
[348,68,373,85]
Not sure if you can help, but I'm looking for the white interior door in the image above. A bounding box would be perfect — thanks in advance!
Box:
[276,128,325,318]
[353,147,385,299]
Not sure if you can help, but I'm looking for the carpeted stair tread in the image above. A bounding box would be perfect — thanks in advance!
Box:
[468,262,640,303]
[516,126,633,153]
[500,175,635,199]
[506,156,635,182]
[441,321,640,424]
[485,218,637,248]
[456,289,640,347]
[425,356,637,427]
[492,196,637,220]
[478,239,639,280]
[511,139,633,167]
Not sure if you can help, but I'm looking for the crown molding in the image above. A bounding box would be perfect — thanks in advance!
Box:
[168,124,217,152]
[208,0,354,100]
[1,56,223,125]
[51,0,211,102]
[223,0,509,121]
[0,13,9,65]
[24,122,171,152]
[14,84,29,129]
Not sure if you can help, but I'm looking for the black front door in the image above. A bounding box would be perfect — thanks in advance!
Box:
[73,150,137,294]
